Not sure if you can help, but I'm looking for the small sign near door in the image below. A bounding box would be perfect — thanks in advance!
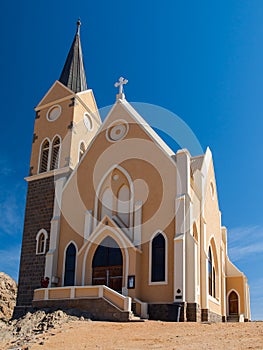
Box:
[128,275,135,289]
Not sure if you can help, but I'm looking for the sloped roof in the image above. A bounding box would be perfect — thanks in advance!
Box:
[59,20,87,93]
[120,99,175,157]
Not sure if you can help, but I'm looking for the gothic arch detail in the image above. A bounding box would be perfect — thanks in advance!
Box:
[100,188,114,219]
[50,135,61,170]
[95,165,134,230]
[63,241,77,286]
[207,238,219,299]
[36,229,48,255]
[228,289,239,315]
[117,185,130,227]
[149,231,168,284]
[39,138,50,173]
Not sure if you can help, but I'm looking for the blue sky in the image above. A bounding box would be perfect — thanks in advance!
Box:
[0,1,262,320]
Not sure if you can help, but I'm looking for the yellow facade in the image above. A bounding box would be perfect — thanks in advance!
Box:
[22,24,250,322]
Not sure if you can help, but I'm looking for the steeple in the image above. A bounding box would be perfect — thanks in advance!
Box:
[59,20,88,93]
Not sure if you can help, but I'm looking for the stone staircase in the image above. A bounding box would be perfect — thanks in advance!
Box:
[32,285,146,322]
[227,315,239,322]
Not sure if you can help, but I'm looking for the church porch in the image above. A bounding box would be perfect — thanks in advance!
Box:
[32,285,135,321]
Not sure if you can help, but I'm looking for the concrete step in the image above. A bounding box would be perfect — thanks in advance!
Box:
[129,313,145,322]
[227,315,239,322]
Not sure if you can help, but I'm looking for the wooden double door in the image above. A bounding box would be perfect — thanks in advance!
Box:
[92,237,123,293]
[92,265,123,292]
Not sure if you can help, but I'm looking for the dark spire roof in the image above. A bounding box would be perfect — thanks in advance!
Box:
[59,20,88,93]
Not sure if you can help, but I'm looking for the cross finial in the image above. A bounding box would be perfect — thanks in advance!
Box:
[114,76,128,99]
[76,19,81,35]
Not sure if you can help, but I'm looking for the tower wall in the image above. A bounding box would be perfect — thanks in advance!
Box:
[16,175,55,307]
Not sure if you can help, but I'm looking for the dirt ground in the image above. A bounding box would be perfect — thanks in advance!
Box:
[23,320,263,350]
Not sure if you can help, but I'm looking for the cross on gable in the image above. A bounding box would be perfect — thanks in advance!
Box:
[114,77,128,99]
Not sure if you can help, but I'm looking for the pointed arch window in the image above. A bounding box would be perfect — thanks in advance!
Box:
[117,185,130,227]
[64,243,76,286]
[79,142,85,161]
[100,188,113,220]
[208,246,216,298]
[151,233,166,282]
[50,136,61,170]
[39,139,50,173]
[36,229,48,255]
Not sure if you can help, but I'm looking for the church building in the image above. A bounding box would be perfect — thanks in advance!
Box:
[15,21,251,322]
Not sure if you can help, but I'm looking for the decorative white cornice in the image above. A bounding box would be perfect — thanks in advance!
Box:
[25,166,72,182]
[34,95,75,111]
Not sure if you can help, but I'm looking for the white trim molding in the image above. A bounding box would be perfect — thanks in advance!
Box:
[46,104,62,122]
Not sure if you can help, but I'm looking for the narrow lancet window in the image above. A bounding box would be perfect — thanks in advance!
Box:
[50,137,61,170]
[39,139,50,173]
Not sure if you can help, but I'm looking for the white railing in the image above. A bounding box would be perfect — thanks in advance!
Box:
[133,298,148,319]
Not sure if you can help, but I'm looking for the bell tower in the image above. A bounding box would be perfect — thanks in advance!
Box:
[15,21,101,315]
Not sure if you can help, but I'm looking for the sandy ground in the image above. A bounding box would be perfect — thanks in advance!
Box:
[16,320,263,350]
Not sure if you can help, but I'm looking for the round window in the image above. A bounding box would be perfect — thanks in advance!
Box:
[46,105,61,121]
[84,113,93,131]
[106,120,129,142]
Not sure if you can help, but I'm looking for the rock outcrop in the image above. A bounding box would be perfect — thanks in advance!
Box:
[0,309,89,349]
[0,272,17,321]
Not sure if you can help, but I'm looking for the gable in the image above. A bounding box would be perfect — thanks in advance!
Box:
[65,98,178,190]
[105,99,175,157]
[61,98,178,239]
[36,80,74,108]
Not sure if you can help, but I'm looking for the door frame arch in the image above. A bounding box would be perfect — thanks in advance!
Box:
[227,289,240,316]
[82,226,131,293]
[92,236,123,292]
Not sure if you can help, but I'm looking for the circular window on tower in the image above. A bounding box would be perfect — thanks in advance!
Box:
[106,120,129,142]
[84,113,93,131]
[46,105,62,122]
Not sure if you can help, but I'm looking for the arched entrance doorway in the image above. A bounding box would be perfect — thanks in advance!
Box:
[228,291,239,315]
[92,237,123,293]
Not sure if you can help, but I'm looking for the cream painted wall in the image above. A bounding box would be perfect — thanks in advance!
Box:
[39,94,250,316]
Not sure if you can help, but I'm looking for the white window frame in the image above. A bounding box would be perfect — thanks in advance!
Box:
[36,229,48,255]
[148,231,168,285]
[38,135,61,174]
[38,137,51,174]
[62,240,78,287]
[50,134,62,170]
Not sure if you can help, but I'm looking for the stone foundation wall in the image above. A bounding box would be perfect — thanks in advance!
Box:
[201,308,222,322]
[148,303,183,322]
[16,176,55,307]
[148,303,221,322]
[186,303,201,322]
[32,298,131,321]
